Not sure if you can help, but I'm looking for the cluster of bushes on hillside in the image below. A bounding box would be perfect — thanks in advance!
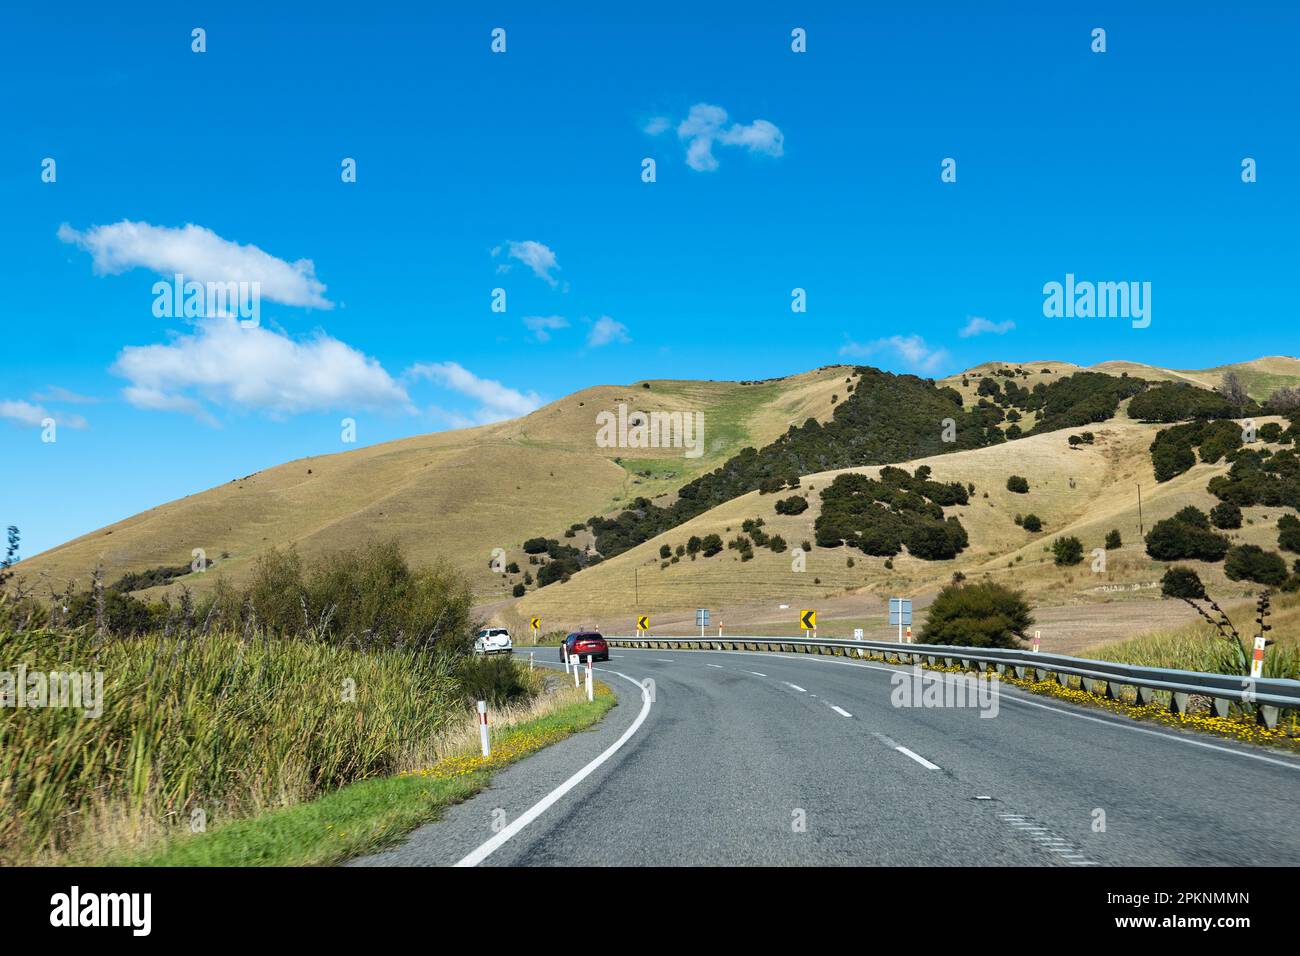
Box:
[1144,506,1231,562]
[111,560,211,593]
[1006,475,1030,493]
[1207,447,1300,509]
[582,367,1011,557]
[1148,419,1247,482]
[1280,514,1300,553]
[774,494,808,515]
[1129,382,1254,423]
[815,466,970,560]
[1023,372,1150,434]
[1067,432,1095,447]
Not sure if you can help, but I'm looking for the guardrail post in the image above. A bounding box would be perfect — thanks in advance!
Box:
[1257,705,1280,729]
[1013,665,1027,679]
[1135,685,1156,706]
[1169,691,1190,716]
[1211,696,1231,719]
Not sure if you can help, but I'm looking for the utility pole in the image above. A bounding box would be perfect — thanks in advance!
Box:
[634,568,639,608]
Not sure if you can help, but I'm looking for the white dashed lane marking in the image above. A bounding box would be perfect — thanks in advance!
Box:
[996,812,1099,866]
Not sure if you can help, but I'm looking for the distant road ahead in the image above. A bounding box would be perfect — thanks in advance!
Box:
[353,647,1300,867]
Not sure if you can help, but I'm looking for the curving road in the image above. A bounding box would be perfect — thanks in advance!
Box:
[352,647,1300,867]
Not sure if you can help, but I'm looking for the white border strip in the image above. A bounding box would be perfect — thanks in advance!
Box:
[455,669,653,867]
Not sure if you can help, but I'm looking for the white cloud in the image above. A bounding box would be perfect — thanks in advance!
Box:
[492,240,561,286]
[58,220,333,309]
[586,316,630,348]
[522,315,569,342]
[406,362,543,423]
[839,334,951,374]
[647,103,784,172]
[111,315,410,423]
[959,316,1016,338]
[0,399,87,430]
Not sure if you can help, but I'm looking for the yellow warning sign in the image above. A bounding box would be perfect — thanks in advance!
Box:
[800,609,816,630]
[637,615,650,631]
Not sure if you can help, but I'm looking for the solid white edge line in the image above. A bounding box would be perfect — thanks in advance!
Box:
[784,682,807,692]
[895,746,941,770]
[831,705,853,718]
[454,668,653,867]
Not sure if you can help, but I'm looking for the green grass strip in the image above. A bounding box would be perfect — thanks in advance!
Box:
[122,689,616,867]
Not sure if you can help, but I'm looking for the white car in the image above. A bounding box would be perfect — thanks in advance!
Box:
[474,627,513,655]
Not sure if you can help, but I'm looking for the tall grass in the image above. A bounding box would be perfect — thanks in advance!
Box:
[0,627,462,863]
[1086,616,1300,680]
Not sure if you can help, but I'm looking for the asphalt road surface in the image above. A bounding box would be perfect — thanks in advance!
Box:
[351,647,1300,867]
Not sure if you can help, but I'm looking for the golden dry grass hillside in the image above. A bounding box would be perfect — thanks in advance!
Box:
[943,355,1300,403]
[516,415,1295,639]
[14,367,853,598]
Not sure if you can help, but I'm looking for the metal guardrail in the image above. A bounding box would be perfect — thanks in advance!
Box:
[605,635,1300,727]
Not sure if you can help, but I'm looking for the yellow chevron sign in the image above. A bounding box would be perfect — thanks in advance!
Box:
[530,617,540,630]
[637,615,650,631]
[800,609,816,630]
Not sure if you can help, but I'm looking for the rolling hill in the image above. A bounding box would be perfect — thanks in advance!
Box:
[14,356,1300,635]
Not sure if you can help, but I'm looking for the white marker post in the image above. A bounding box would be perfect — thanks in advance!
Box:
[529,652,534,672]
[573,656,581,687]
[585,655,594,702]
[1252,636,1266,678]
[477,700,490,757]
[563,644,570,674]
[1032,630,1041,653]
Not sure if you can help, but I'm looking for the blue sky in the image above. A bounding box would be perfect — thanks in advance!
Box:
[3,2,1297,558]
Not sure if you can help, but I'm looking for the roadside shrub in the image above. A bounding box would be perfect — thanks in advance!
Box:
[1223,545,1288,585]
[511,583,526,597]
[659,544,671,559]
[1022,514,1043,533]
[920,581,1033,648]
[768,535,787,553]
[1104,529,1122,549]
[522,537,549,554]
[1051,536,1084,566]
[1006,475,1030,494]
[1210,501,1242,529]
[454,655,536,708]
[701,534,723,557]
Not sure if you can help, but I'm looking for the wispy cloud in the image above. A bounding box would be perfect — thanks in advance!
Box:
[492,240,561,287]
[406,361,543,423]
[959,316,1016,338]
[839,334,951,374]
[32,385,100,404]
[58,221,333,309]
[112,315,410,424]
[522,315,569,342]
[586,316,630,347]
[0,399,87,430]
[645,103,784,172]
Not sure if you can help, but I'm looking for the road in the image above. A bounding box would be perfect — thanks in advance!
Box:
[351,647,1300,867]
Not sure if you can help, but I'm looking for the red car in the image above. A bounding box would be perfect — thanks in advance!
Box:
[561,631,609,663]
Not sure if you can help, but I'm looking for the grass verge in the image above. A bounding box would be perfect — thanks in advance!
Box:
[121,680,616,866]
